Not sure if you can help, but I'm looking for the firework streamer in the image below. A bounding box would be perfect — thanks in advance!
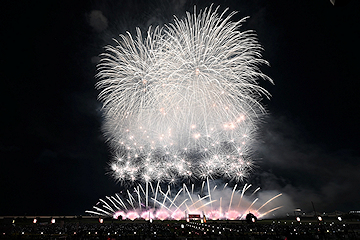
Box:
[86,182,282,220]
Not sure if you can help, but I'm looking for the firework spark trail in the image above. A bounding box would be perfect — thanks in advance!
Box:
[172,199,188,217]
[258,206,283,218]
[257,193,283,212]
[228,184,237,212]
[183,183,194,204]
[115,194,128,210]
[207,177,212,209]
[251,187,261,196]
[168,188,183,209]
[244,198,258,214]
[237,183,252,207]
[96,5,272,183]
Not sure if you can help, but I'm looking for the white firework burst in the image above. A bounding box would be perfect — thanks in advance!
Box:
[96,5,273,183]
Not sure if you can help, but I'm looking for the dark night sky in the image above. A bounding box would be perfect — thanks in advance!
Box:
[1,0,360,216]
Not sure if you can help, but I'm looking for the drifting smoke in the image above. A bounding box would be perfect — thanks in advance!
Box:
[252,115,360,212]
[88,10,108,32]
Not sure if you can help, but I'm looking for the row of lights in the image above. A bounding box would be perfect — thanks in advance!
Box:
[20,215,345,225]
[4,216,349,237]
[294,216,342,223]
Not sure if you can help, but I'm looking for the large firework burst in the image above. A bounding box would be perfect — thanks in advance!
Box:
[96,5,272,183]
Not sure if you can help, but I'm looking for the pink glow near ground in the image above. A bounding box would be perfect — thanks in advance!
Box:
[126,211,140,220]
[113,209,260,220]
[141,211,154,220]
[155,210,170,220]
[225,210,241,220]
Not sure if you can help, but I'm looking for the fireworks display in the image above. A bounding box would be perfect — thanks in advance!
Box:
[86,180,282,220]
[96,5,272,183]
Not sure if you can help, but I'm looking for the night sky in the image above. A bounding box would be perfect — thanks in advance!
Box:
[2,0,360,216]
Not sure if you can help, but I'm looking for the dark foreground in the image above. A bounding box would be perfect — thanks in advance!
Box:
[1,217,360,239]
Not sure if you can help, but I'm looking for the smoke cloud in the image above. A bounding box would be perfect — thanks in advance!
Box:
[88,10,108,32]
[252,115,360,213]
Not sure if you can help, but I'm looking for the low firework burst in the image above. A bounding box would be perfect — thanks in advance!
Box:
[86,180,282,220]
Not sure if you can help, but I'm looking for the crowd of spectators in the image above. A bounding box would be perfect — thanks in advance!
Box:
[1,217,359,239]
[187,220,360,239]
[1,220,174,240]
